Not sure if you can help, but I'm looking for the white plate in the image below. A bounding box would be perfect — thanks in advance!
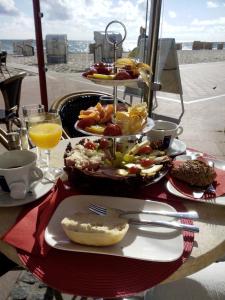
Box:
[167,139,187,157]
[45,195,184,262]
[75,117,155,138]
[0,179,54,207]
[166,155,225,206]
[84,77,140,87]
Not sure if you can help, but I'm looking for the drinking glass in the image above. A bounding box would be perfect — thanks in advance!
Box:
[22,104,45,127]
[27,112,63,177]
[22,104,46,165]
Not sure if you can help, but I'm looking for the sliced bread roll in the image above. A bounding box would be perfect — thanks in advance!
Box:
[61,212,129,246]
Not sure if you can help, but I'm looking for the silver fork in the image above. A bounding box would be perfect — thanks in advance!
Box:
[193,184,216,199]
[88,204,199,233]
[89,203,199,220]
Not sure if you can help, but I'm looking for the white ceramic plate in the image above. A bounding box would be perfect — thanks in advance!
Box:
[167,139,187,157]
[167,155,225,206]
[84,77,140,87]
[75,117,155,138]
[45,195,184,262]
[0,179,54,207]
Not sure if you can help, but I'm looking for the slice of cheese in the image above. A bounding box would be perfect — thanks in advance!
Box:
[140,164,163,177]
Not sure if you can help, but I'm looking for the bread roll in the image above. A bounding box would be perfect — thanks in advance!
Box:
[171,159,216,187]
[61,212,129,246]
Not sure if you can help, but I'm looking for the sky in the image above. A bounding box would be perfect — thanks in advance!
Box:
[0,0,225,50]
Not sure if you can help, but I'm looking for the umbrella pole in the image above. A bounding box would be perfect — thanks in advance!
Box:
[32,0,48,111]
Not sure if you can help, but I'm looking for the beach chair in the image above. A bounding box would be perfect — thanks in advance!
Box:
[203,42,213,50]
[46,34,68,64]
[50,91,113,138]
[0,51,10,77]
[13,40,34,56]
[176,43,182,50]
[0,72,26,132]
[192,41,204,50]
[92,31,123,63]
[217,43,224,50]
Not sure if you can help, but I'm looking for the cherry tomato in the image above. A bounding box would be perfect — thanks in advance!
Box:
[103,124,122,136]
[137,145,153,155]
[84,141,96,150]
[128,166,141,174]
[77,118,96,129]
[140,159,154,168]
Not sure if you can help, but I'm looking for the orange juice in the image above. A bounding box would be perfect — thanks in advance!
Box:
[29,123,62,149]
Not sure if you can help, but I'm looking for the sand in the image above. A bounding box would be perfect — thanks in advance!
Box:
[5,49,225,75]
[177,49,225,64]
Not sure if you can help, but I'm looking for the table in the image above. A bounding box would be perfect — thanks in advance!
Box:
[0,138,225,286]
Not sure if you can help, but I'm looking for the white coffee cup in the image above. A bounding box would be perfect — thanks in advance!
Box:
[0,150,43,199]
[148,120,183,149]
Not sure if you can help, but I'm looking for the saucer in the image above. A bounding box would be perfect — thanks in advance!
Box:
[167,139,186,157]
[0,179,54,207]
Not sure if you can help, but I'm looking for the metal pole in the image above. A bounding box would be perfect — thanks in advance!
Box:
[32,0,48,111]
[145,0,162,116]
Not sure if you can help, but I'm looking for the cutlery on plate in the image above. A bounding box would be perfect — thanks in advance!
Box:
[88,203,199,220]
[192,184,216,199]
[125,219,199,232]
[88,204,199,233]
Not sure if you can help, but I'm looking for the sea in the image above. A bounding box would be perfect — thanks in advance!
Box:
[0,39,224,54]
[0,39,93,54]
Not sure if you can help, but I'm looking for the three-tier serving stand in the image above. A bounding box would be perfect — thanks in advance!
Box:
[75,20,155,156]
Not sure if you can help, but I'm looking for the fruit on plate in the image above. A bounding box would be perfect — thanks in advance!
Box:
[87,74,115,80]
[77,102,148,135]
[82,68,98,77]
[94,62,113,75]
[103,123,122,136]
[78,102,113,124]
[83,62,113,77]
[82,59,152,81]
[115,58,137,69]
[136,62,152,73]
[61,212,129,246]
[85,124,106,135]
[114,70,132,80]
[115,103,148,134]
[115,58,152,81]
[76,118,96,130]
[124,65,140,79]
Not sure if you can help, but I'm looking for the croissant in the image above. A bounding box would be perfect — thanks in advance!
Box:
[171,159,216,187]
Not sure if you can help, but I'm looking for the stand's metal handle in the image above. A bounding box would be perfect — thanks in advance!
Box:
[105,20,127,47]
[105,20,127,72]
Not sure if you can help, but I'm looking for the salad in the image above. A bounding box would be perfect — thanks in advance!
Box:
[64,138,171,182]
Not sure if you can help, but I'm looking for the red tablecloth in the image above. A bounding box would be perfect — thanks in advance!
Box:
[2,179,194,298]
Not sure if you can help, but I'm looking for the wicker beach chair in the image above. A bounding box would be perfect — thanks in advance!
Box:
[192,41,204,50]
[92,31,123,63]
[217,43,224,50]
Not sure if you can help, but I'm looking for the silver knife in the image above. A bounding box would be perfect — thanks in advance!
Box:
[119,210,199,220]
[128,218,199,232]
